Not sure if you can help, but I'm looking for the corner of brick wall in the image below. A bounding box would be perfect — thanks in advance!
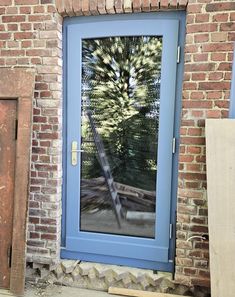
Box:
[175,0,235,288]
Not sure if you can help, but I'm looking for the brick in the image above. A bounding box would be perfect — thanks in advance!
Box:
[20,6,31,14]
[208,72,223,81]
[0,33,11,40]
[191,216,206,224]
[6,6,17,13]
[7,24,18,31]
[190,225,208,233]
[187,23,217,34]
[40,31,58,39]
[206,2,235,12]
[14,32,35,40]
[195,14,209,23]
[191,73,206,81]
[199,82,230,91]
[202,42,233,52]
[194,33,209,43]
[211,32,227,42]
[211,52,226,62]
[169,0,177,9]
[142,0,150,11]
[179,172,206,181]
[89,0,98,14]
[187,128,202,136]
[206,110,221,118]
[22,40,32,48]
[220,22,235,32]
[2,15,26,22]
[29,14,52,22]
[187,3,202,13]
[185,63,215,72]
[0,0,12,4]
[183,268,197,276]
[29,232,40,239]
[35,225,57,233]
[178,0,187,9]
[228,32,235,42]
[106,0,115,13]
[97,0,106,13]
[41,233,57,240]
[190,92,205,100]
[132,0,141,12]
[179,155,194,163]
[212,13,228,22]
[214,100,229,109]
[15,0,39,4]
[182,101,212,109]
[193,53,208,62]
[176,257,193,267]
[26,49,51,56]
[1,49,25,56]
[123,0,132,12]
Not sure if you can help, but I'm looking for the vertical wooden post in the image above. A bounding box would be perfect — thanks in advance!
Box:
[0,69,35,296]
[206,119,235,297]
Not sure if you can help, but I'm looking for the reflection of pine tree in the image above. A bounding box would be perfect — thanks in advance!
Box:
[81,36,162,190]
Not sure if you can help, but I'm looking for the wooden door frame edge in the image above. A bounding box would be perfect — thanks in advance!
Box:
[0,68,35,296]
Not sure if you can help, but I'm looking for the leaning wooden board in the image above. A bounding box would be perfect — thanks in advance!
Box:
[206,119,235,297]
[108,287,190,297]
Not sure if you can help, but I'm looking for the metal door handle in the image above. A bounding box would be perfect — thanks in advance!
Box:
[71,141,83,166]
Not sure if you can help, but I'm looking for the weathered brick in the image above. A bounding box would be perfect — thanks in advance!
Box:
[206,2,235,12]
[2,15,25,22]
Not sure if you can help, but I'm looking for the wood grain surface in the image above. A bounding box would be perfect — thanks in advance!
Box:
[206,119,235,297]
[0,100,17,289]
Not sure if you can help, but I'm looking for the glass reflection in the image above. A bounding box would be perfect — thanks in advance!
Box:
[80,36,162,238]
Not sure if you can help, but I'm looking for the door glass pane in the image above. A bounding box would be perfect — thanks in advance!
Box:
[80,36,162,238]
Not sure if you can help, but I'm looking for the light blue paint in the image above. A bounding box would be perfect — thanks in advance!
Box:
[229,43,235,119]
[62,12,186,272]
[61,248,173,271]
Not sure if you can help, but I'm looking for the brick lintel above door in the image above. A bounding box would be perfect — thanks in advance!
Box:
[55,0,188,17]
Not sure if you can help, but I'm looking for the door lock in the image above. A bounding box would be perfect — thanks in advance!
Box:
[71,141,84,166]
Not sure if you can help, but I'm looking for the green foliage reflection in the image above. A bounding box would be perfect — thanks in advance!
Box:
[81,36,162,191]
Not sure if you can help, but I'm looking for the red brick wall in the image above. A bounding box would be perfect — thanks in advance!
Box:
[176,0,235,287]
[0,0,63,265]
[0,0,235,288]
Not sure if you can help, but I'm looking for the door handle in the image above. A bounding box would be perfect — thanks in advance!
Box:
[71,141,84,166]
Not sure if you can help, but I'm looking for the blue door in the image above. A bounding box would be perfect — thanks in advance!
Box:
[62,13,184,271]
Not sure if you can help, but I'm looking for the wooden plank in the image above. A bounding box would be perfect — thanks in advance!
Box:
[206,119,235,297]
[0,68,35,297]
[108,287,189,297]
[0,289,14,296]
[0,100,17,289]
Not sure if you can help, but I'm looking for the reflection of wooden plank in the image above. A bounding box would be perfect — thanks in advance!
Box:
[206,119,235,297]
[80,178,156,212]
[115,182,155,200]
[108,287,189,297]
[126,211,155,222]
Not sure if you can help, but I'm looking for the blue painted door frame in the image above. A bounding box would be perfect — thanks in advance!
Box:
[61,12,186,272]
